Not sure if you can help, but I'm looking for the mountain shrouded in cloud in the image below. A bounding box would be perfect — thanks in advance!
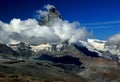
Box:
[0,4,89,44]
[106,33,120,49]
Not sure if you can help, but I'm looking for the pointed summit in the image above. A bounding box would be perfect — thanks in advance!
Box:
[39,7,62,26]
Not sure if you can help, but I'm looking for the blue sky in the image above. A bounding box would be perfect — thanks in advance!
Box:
[0,0,120,40]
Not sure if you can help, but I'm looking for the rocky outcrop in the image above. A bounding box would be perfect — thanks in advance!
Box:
[0,44,18,56]
[0,42,120,82]
[39,7,62,26]
[0,61,86,82]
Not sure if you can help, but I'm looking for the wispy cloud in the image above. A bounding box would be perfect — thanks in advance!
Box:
[86,25,120,29]
[82,20,120,26]
[81,20,120,29]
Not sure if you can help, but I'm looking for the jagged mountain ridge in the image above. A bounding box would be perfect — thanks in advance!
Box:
[0,37,119,65]
[80,39,119,62]
[0,43,19,61]
[0,41,120,82]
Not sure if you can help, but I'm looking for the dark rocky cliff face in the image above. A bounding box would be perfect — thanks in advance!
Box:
[0,43,19,58]
[39,7,62,26]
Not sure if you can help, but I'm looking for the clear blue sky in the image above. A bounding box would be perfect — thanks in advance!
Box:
[0,0,120,40]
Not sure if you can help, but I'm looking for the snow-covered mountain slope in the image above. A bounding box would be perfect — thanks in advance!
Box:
[86,39,120,55]
[87,39,107,51]
[79,39,120,62]
[7,38,120,62]
[79,39,103,57]
[31,44,52,52]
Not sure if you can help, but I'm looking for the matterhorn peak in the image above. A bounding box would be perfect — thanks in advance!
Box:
[39,5,62,26]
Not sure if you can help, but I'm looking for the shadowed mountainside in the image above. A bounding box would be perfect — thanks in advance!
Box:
[0,42,120,82]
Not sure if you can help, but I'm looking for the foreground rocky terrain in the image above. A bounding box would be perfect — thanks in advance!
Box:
[0,42,120,82]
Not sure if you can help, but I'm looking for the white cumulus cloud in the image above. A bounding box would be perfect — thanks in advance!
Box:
[0,4,90,44]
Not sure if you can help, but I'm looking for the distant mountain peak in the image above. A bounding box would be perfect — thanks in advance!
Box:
[39,7,62,26]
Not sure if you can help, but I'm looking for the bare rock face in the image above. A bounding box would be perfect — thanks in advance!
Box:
[0,44,18,56]
[0,42,120,82]
[78,57,120,82]
[39,7,62,26]
[0,54,120,82]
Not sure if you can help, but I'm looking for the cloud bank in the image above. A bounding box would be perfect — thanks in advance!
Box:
[0,4,89,44]
[107,33,120,46]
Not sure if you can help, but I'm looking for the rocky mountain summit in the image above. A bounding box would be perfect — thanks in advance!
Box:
[39,7,62,26]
